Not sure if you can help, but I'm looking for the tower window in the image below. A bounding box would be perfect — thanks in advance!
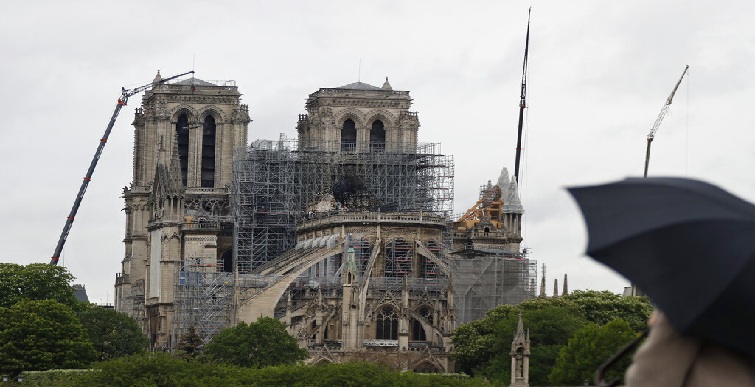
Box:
[341,119,356,152]
[370,120,385,152]
[176,114,189,186]
[201,115,216,188]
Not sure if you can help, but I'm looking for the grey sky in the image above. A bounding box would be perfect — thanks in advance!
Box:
[2,1,754,303]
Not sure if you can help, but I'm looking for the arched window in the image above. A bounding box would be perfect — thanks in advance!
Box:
[341,119,356,152]
[411,317,425,341]
[412,306,433,341]
[201,115,216,188]
[370,120,385,152]
[375,306,398,340]
[176,114,190,186]
[385,239,412,277]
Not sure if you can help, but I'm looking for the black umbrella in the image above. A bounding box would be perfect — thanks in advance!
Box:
[568,177,755,358]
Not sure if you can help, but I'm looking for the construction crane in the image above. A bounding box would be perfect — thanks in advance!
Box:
[643,65,689,177]
[50,70,195,265]
[513,7,531,184]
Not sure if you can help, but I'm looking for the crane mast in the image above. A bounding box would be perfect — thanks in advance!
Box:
[50,70,194,265]
[643,65,689,177]
[513,7,531,184]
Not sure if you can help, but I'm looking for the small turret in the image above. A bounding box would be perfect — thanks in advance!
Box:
[382,77,392,90]
[510,313,530,386]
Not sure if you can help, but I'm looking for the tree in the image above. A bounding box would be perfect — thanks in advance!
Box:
[202,317,308,368]
[562,290,652,332]
[0,299,97,376]
[549,318,639,385]
[76,303,148,360]
[452,300,586,385]
[482,306,586,385]
[176,326,204,358]
[0,263,79,309]
[64,354,493,386]
[452,291,651,385]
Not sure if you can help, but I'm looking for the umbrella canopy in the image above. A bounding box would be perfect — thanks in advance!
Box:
[568,177,755,358]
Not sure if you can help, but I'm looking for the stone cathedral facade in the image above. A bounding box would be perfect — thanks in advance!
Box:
[114,73,532,373]
[114,72,250,347]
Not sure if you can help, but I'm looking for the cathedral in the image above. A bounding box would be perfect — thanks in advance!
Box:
[114,73,536,372]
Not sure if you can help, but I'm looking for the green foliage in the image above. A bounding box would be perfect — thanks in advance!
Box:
[549,318,639,385]
[75,303,148,360]
[17,369,92,387]
[62,354,492,387]
[0,299,97,376]
[452,291,652,385]
[176,326,204,358]
[479,306,585,385]
[72,352,238,386]
[562,290,652,332]
[0,263,78,309]
[202,317,308,368]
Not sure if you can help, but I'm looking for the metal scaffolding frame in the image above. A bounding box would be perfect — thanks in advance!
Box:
[452,255,537,324]
[232,137,455,273]
[170,132,537,342]
[172,255,234,345]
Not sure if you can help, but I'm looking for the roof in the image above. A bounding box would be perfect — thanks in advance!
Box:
[72,284,89,303]
[336,81,384,91]
[174,77,217,86]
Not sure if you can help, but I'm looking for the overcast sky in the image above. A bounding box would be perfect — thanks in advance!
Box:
[2,1,754,304]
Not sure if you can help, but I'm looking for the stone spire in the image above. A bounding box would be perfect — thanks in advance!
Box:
[505,178,524,213]
[342,246,358,285]
[497,167,524,213]
[510,313,530,386]
[539,264,546,297]
[553,278,558,297]
[514,313,526,341]
[497,167,511,191]
[562,274,569,296]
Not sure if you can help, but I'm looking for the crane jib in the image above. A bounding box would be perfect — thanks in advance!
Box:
[642,65,689,178]
[50,71,194,265]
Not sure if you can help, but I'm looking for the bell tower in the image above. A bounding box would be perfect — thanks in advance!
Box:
[114,72,250,349]
[295,78,420,154]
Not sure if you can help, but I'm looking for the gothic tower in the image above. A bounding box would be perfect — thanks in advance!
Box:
[510,313,531,387]
[296,78,419,154]
[114,72,250,349]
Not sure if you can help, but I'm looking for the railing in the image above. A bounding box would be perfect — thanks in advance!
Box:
[181,221,221,231]
[340,142,356,153]
[369,277,449,292]
[298,212,447,229]
[317,88,411,97]
[115,273,129,285]
[186,187,229,194]
[363,339,398,347]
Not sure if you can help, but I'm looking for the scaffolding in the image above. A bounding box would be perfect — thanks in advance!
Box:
[452,255,537,324]
[232,137,455,272]
[172,254,234,345]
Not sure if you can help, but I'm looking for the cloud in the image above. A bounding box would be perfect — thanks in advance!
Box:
[2,0,754,303]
